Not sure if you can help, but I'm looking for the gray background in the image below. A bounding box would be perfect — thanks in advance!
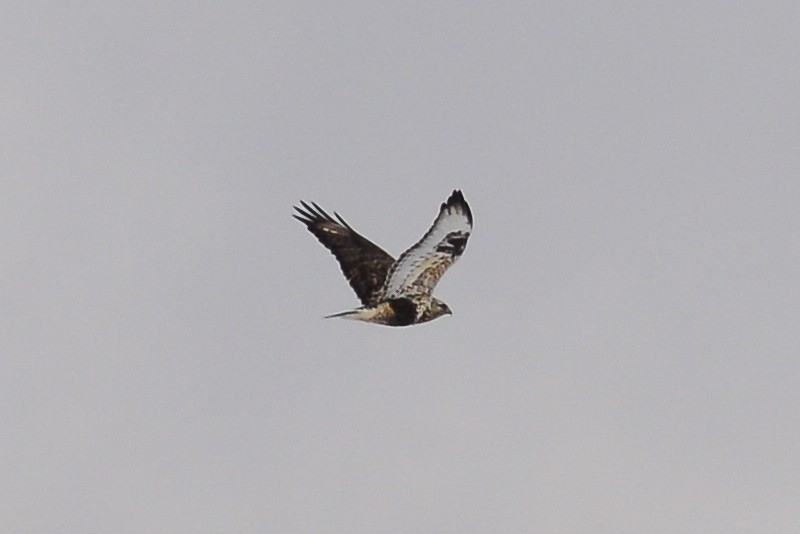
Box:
[3,1,799,532]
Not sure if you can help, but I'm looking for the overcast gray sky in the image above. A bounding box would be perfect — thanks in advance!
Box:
[3,1,799,532]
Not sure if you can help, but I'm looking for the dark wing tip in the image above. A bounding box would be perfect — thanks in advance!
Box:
[294,199,357,234]
[441,189,473,226]
[292,202,316,226]
[293,200,341,227]
[333,211,353,230]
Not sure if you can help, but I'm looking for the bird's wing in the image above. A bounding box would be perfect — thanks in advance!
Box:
[294,201,396,306]
[382,190,472,301]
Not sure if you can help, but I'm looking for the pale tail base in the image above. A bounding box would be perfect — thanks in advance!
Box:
[324,302,394,324]
[324,308,376,321]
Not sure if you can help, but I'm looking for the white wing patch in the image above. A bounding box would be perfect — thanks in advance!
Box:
[383,190,472,300]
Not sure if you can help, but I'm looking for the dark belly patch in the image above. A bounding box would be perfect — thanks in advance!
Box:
[388,298,417,326]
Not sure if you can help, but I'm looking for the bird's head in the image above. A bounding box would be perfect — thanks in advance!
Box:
[429,298,452,319]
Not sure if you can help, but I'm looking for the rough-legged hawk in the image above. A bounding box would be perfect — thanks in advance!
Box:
[293,190,473,326]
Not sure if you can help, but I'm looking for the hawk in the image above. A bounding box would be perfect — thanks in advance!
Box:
[293,190,473,326]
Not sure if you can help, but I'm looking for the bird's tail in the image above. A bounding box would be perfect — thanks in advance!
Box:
[324,306,384,322]
[324,309,361,320]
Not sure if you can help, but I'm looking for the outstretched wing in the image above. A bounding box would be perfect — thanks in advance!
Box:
[294,201,396,306]
[382,190,472,300]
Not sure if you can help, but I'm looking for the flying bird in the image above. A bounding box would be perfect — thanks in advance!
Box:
[293,190,473,326]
